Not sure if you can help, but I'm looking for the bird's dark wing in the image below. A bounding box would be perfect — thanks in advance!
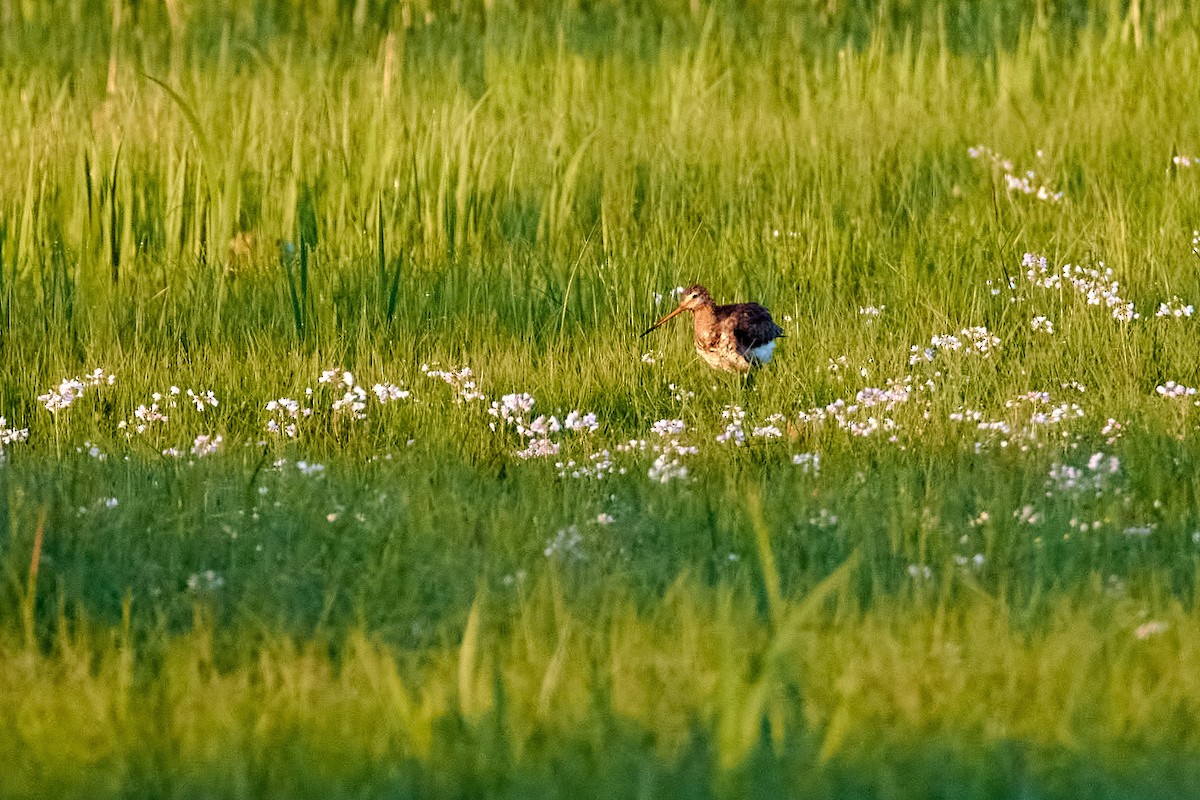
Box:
[722,303,784,349]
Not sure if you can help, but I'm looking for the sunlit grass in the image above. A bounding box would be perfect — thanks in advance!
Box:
[5,0,1200,796]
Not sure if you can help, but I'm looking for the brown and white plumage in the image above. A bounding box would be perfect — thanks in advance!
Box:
[641,284,785,374]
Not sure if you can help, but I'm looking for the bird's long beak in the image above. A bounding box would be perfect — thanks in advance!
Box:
[641,304,686,337]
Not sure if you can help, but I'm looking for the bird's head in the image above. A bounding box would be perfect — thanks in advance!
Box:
[641,283,712,337]
[677,284,711,310]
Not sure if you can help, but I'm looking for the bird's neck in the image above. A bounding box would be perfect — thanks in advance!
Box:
[691,303,716,334]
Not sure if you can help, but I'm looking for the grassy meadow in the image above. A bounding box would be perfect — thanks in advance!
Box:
[7,0,1200,795]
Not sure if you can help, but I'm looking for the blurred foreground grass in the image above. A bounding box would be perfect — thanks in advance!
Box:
[5,0,1200,796]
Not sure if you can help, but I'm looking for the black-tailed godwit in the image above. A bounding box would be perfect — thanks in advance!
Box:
[641,284,784,374]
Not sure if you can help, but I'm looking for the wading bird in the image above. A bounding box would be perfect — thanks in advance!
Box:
[641,284,784,373]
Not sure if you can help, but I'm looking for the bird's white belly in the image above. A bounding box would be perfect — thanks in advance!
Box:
[747,341,776,364]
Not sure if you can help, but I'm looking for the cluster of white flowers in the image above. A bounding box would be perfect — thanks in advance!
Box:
[649,438,697,483]
[668,383,694,402]
[792,452,820,474]
[909,327,1000,364]
[650,419,685,437]
[116,385,219,436]
[602,421,700,485]
[563,410,599,432]
[187,569,225,593]
[37,368,115,412]
[906,564,933,580]
[715,405,746,445]
[951,408,1012,440]
[1173,155,1197,168]
[557,450,625,479]
[39,380,87,413]
[332,387,369,419]
[76,441,107,460]
[1003,172,1064,203]
[955,389,1090,454]
[855,381,911,410]
[489,392,535,423]
[75,495,119,514]
[0,417,29,447]
[132,398,170,429]
[1156,381,1197,399]
[1135,620,1169,640]
[1047,452,1121,497]
[968,145,1015,172]
[372,382,410,403]
[488,392,597,460]
[648,451,689,483]
[952,553,986,571]
[799,374,931,443]
[190,434,223,458]
[1156,297,1194,318]
[319,370,369,419]
[751,420,784,439]
[968,145,1063,203]
[263,369,418,438]
[544,525,585,560]
[184,389,219,412]
[1021,253,1139,321]
[266,397,309,438]
[1031,315,1054,334]
[516,438,560,459]
[859,305,885,317]
[422,363,485,402]
[809,509,839,528]
[1014,505,1042,525]
[561,420,701,482]
[1005,392,1086,430]
[986,276,1018,298]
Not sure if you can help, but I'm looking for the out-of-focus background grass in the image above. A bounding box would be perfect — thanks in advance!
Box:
[5,1,1200,796]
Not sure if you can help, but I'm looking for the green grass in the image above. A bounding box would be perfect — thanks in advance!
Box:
[6,0,1200,796]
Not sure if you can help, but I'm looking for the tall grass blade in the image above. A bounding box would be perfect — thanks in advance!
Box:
[458,597,482,719]
[280,239,302,337]
[143,73,212,174]
[746,486,781,627]
[109,144,122,284]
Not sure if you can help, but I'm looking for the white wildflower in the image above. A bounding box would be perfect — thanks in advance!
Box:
[1156,381,1197,398]
[187,570,225,593]
[792,452,820,474]
[544,525,585,560]
[651,419,685,437]
[191,434,223,458]
[648,453,688,483]
[0,418,29,446]
[1135,621,1168,640]
[563,411,599,432]
[373,382,411,403]
[1156,296,1194,318]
